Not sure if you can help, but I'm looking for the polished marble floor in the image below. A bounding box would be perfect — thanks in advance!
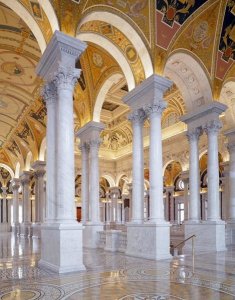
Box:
[0,233,235,299]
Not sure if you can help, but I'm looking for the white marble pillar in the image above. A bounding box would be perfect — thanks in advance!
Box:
[181,171,189,222]
[2,187,7,223]
[79,143,89,224]
[220,161,229,220]
[41,83,57,222]
[145,103,166,223]
[204,120,222,221]
[186,128,202,222]
[165,186,174,223]
[36,31,87,272]
[128,109,145,223]
[32,161,46,238]
[20,171,32,236]
[12,179,20,235]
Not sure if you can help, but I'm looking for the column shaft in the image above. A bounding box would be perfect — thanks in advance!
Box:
[228,146,235,220]
[12,179,20,225]
[80,144,89,223]
[187,129,201,222]
[129,109,145,223]
[205,121,221,221]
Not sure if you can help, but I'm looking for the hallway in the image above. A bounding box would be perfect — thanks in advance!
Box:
[0,233,235,299]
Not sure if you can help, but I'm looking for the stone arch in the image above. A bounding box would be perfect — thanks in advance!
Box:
[164,51,213,113]
[14,162,21,178]
[38,0,59,33]
[163,160,182,187]
[77,11,153,79]
[25,151,33,171]
[39,137,46,161]
[0,0,46,53]
[77,32,135,91]
[93,73,123,122]
[0,163,14,179]
[101,174,115,188]
[219,79,235,129]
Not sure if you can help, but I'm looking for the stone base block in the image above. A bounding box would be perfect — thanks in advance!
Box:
[0,223,11,232]
[39,222,85,273]
[184,221,226,253]
[226,221,235,246]
[32,223,41,238]
[83,223,104,248]
[20,223,32,237]
[125,222,172,260]
[104,230,122,252]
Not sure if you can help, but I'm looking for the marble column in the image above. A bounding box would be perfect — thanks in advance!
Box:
[128,109,145,223]
[76,121,105,248]
[20,171,32,237]
[165,186,174,223]
[186,128,202,222]
[220,161,229,221]
[204,120,222,221]
[12,178,20,235]
[79,143,89,224]
[1,187,7,224]
[180,171,189,222]
[225,129,235,245]
[145,103,166,223]
[32,160,46,238]
[42,82,57,222]
[36,31,87,273]
[124,74,173,260]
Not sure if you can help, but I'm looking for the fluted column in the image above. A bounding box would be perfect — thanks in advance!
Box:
[42,83,57,222]
[89,139,102,223]
[186,128,202,222]
[32,161,46,223]
[129,109,145,223]
[12,179,20,234]
[1,187,7,223]
[204,120,222,221]
[79,143,89,224]
[145,103,166,223]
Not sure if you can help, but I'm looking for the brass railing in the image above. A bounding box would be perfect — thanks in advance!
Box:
[172,234,196,272]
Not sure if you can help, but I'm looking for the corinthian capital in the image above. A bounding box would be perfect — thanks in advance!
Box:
[204,120,222,135]
[144,101,167,118]
[128,108,146,124]
[54,66,81,90]
[186,127,202,142]
[42,82,57,105]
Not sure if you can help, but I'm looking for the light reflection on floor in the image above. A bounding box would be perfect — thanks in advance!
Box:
[0,233,235,299]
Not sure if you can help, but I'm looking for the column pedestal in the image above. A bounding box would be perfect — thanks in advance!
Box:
[20,223,32,237]
[32,223,42,238]
[12,224,20,235]
[83,223,104,248]
[226,220,235,246]
[184,220,226,253]
[125,223,171,260]
[39,223,85,273]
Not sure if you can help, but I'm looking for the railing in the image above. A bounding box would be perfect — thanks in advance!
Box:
[172,234,196,273]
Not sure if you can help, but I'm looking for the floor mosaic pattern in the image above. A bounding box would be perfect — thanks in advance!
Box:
[0,233,235,299]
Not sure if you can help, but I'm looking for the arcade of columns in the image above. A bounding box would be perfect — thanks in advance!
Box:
[2,31,235,273]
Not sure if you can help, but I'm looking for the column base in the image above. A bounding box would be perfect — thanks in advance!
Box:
[83,223,104,248]
[32,223,41,238]
[125,222,172,260]
[20,223,32,237]
[226,220,235,246]
[104,230,122,252]
[39,222,85,273]
[184,220,226,253]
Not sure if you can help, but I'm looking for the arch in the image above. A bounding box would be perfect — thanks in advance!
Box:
[93,73,123,122]
[25,151,33,171]
[38,0,59,33]
[0,163,14,179]
[0,0,46,53]
[39,137,46,161]
[116,173,130,187]
[77,11,153,79]
[77,32,135,91]
[14,162,21,178]
[219,79,235,129]
[164,51,213,113]
[101,174,115,188]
